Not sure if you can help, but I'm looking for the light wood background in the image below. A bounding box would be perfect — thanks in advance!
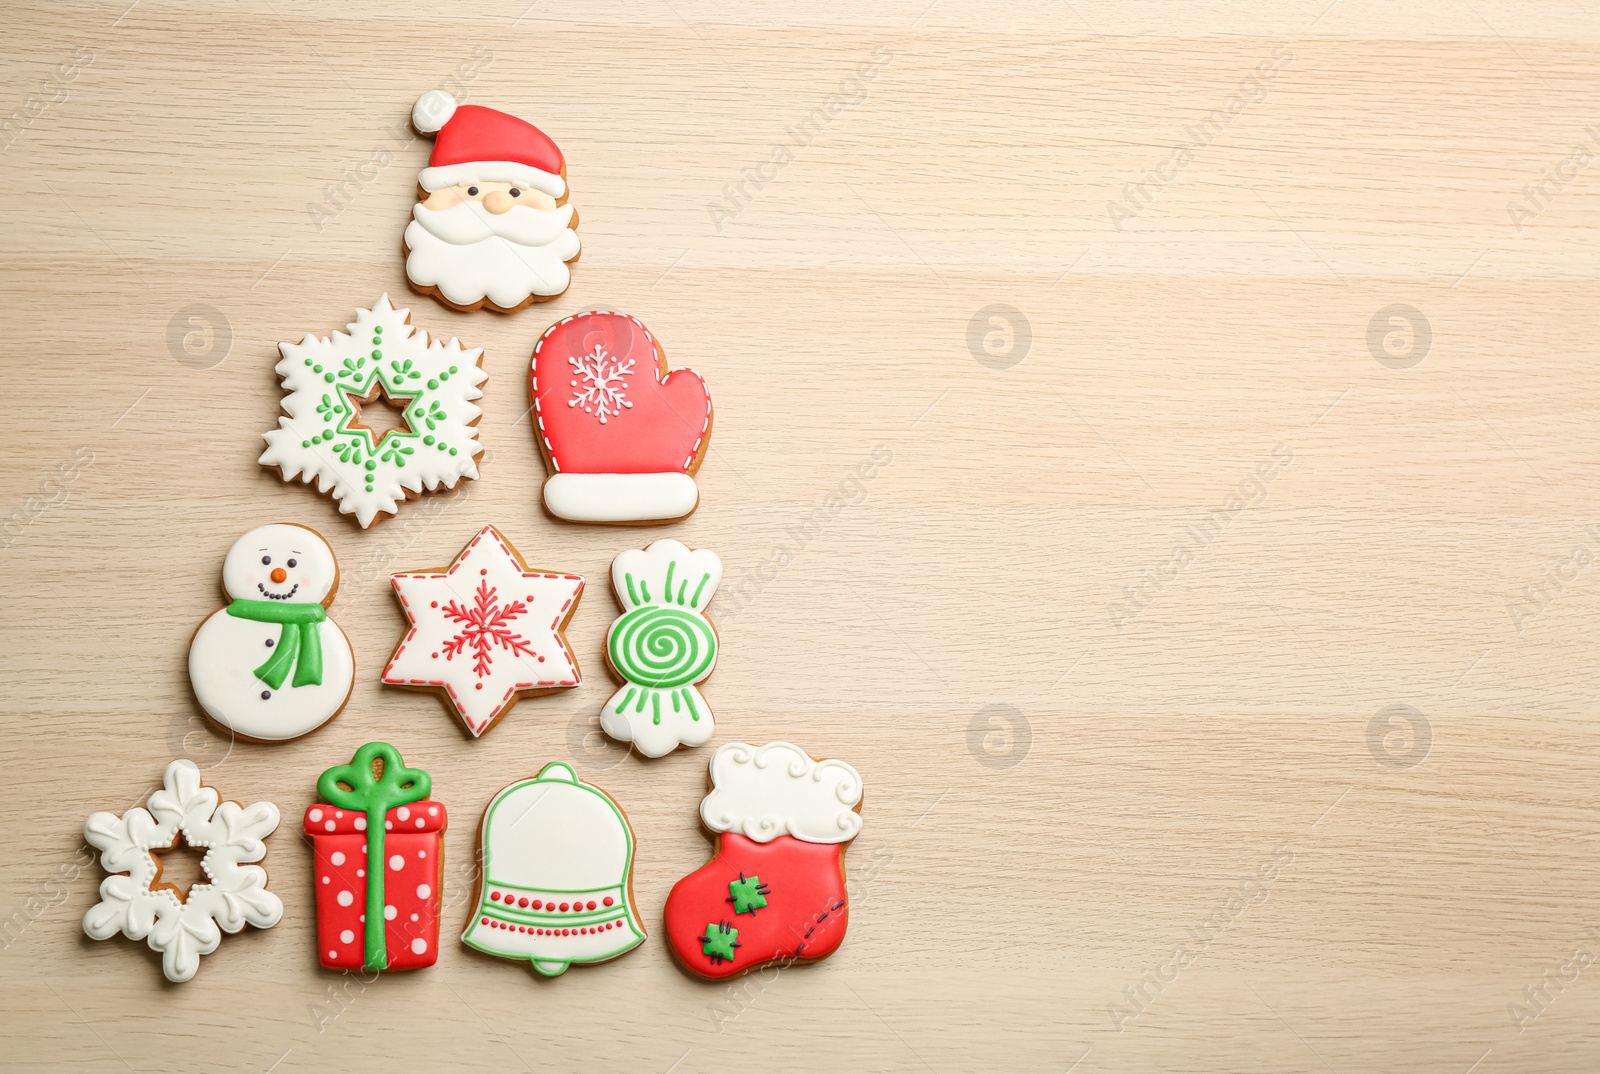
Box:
[3,1,1599,1071]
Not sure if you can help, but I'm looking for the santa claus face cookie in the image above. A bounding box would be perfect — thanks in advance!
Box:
[188,523,355,742]
[664,742,864,980]
[405,91,580,313]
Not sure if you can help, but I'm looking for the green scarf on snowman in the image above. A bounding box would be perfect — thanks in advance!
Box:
[226,599,325,688]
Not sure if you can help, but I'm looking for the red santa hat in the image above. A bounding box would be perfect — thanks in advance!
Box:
[411,90,566,199]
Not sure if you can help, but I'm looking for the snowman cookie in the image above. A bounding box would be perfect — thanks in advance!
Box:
[664,742,863,981]
[188,523,355,742]
[530,311,713,523]
[462,762,647,976]
[599,538,722,758]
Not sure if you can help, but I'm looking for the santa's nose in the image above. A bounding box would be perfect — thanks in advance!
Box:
[483,190,515,214]
[270,567,288,583]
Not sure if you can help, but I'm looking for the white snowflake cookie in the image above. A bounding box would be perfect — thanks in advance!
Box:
[600,539,722,757]
[82,760,283,982]
[260,295,486,528]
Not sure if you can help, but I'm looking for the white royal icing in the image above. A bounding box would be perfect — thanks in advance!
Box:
[83,760,283,982]
[700,742,864,845]
[599,540,721,758]
[188,524,354,742]
[258,295,485,528]
[404,203,578,310]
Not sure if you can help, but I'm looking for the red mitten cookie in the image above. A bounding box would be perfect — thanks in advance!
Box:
[531,311,712,524]
[664,742,863,980]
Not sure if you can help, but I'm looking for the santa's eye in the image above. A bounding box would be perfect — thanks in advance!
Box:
[287,558,298,568]
[467,186,479,196]
[510,188,521,197]
[261,556,271,565]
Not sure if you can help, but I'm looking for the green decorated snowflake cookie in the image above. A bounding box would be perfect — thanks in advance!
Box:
[259,295,486,528]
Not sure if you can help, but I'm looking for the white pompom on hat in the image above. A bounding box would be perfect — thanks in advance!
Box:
[412,89,457,134]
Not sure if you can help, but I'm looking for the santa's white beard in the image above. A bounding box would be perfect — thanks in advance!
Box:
[405,201,580,309]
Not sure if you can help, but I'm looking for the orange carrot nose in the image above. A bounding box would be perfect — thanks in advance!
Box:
[270,567,288,583]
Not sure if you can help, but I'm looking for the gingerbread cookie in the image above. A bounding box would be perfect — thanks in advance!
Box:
[663,742,863,980]
[462,762,646,976]
[187,523,354,742]
[599,538,722,757]
[382,525,583,738]
[405,90,580,312]
[306,742,446,972]
[83,760,283,982]
[258,295,486,528]
[530,311,713,524]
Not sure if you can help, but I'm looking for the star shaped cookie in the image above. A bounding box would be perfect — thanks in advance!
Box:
[382,525,583,736]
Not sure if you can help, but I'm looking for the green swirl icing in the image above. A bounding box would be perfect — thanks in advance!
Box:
[608,607,716,688]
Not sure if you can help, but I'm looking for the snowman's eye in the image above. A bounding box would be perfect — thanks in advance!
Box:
[261,556,271,565]
[287,558,297,568]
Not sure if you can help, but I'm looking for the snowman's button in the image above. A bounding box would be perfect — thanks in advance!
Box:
[260,690,271,700]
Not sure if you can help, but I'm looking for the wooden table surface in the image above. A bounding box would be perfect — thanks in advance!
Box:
[4,2,1599,1071]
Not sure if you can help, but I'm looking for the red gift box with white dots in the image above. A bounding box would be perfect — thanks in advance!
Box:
[304,800,447,970]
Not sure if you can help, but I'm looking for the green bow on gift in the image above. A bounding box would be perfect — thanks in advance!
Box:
[318,742,431,971]
[226,599,326,688]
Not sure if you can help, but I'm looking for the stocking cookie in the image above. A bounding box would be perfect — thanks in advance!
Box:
[664,742,863,981]
[259,295,486,528]
[83,760,283,982]
[462,762,647,976]
[405,90,580,312]
[599,539,721,757]
[382,525,583,737]
[306,742,446,971]
[188,523,355,742]
[531,311,713,523]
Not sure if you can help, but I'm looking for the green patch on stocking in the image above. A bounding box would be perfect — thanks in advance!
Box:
[698,921,740,965]
[726,873,770,915]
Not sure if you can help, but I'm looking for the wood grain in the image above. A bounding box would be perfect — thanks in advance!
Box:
[3,2,1599,1071]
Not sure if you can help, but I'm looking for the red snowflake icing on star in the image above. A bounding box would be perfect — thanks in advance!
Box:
[439,579,538,678]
